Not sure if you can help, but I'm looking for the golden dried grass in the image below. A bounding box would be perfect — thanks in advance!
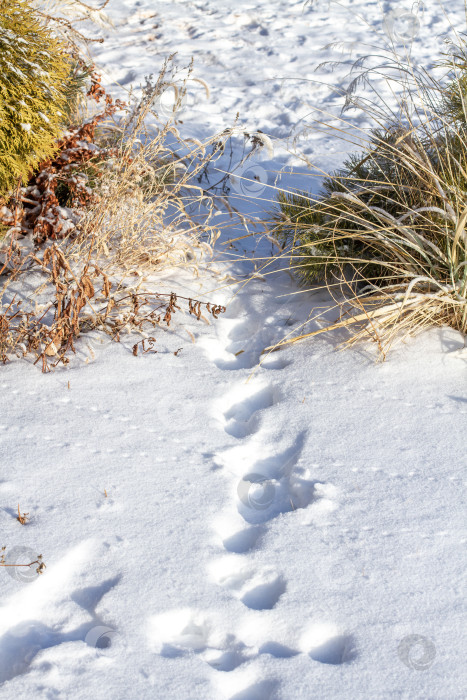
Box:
[269,28,467,358]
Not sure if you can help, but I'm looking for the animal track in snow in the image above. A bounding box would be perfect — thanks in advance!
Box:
[212,514,266,554]
[147,606,357,697]
[209,557,286,610]
[241,577,286,611]
[221,525,265,554]
[203,641,250,672]
[201,290,355,691]
[207,345,262,373]
[228,679,281,700]
[213,446,322,528]
[259,354,291,370]
[300,623,357,665]
[0,542,121,685]
[148,607,298,673]
[201,306,287,372]
[148,609,264,671]
[148,608,212,656]
[219,383,277,438]
[258,641,298,658]
[222,431,325,525]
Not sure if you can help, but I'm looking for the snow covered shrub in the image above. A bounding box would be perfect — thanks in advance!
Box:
[0,0,74,199]
[273,43,467,356]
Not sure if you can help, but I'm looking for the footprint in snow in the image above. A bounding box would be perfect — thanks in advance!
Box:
[208,557,286,610]
[219,382,277,439]
[147,607,356,691]
[202,311,286,371]
[212,513,266,555]
[0,556,121,684]
[259,354,291,370]
[226,680,281,700]
[221,524,265,554]
[203,635,251,671]
[301,623,357,665]
[147,608,211,657]
[224,432,320,525]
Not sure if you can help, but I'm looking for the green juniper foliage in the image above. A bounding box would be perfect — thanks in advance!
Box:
[0,0,73,198]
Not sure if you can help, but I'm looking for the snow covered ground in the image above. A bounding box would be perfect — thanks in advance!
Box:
[0,1,466,699]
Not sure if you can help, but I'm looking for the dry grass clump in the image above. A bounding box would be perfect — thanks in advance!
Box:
[69,64,220,274]
[30,0,113,51]
[272,38,467,357]
[0,59,229,370]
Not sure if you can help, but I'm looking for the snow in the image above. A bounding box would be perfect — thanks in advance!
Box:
[0,1,466,699]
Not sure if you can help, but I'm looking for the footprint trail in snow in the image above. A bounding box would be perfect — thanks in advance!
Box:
[146,288,356,697]
[144,284,356,698]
